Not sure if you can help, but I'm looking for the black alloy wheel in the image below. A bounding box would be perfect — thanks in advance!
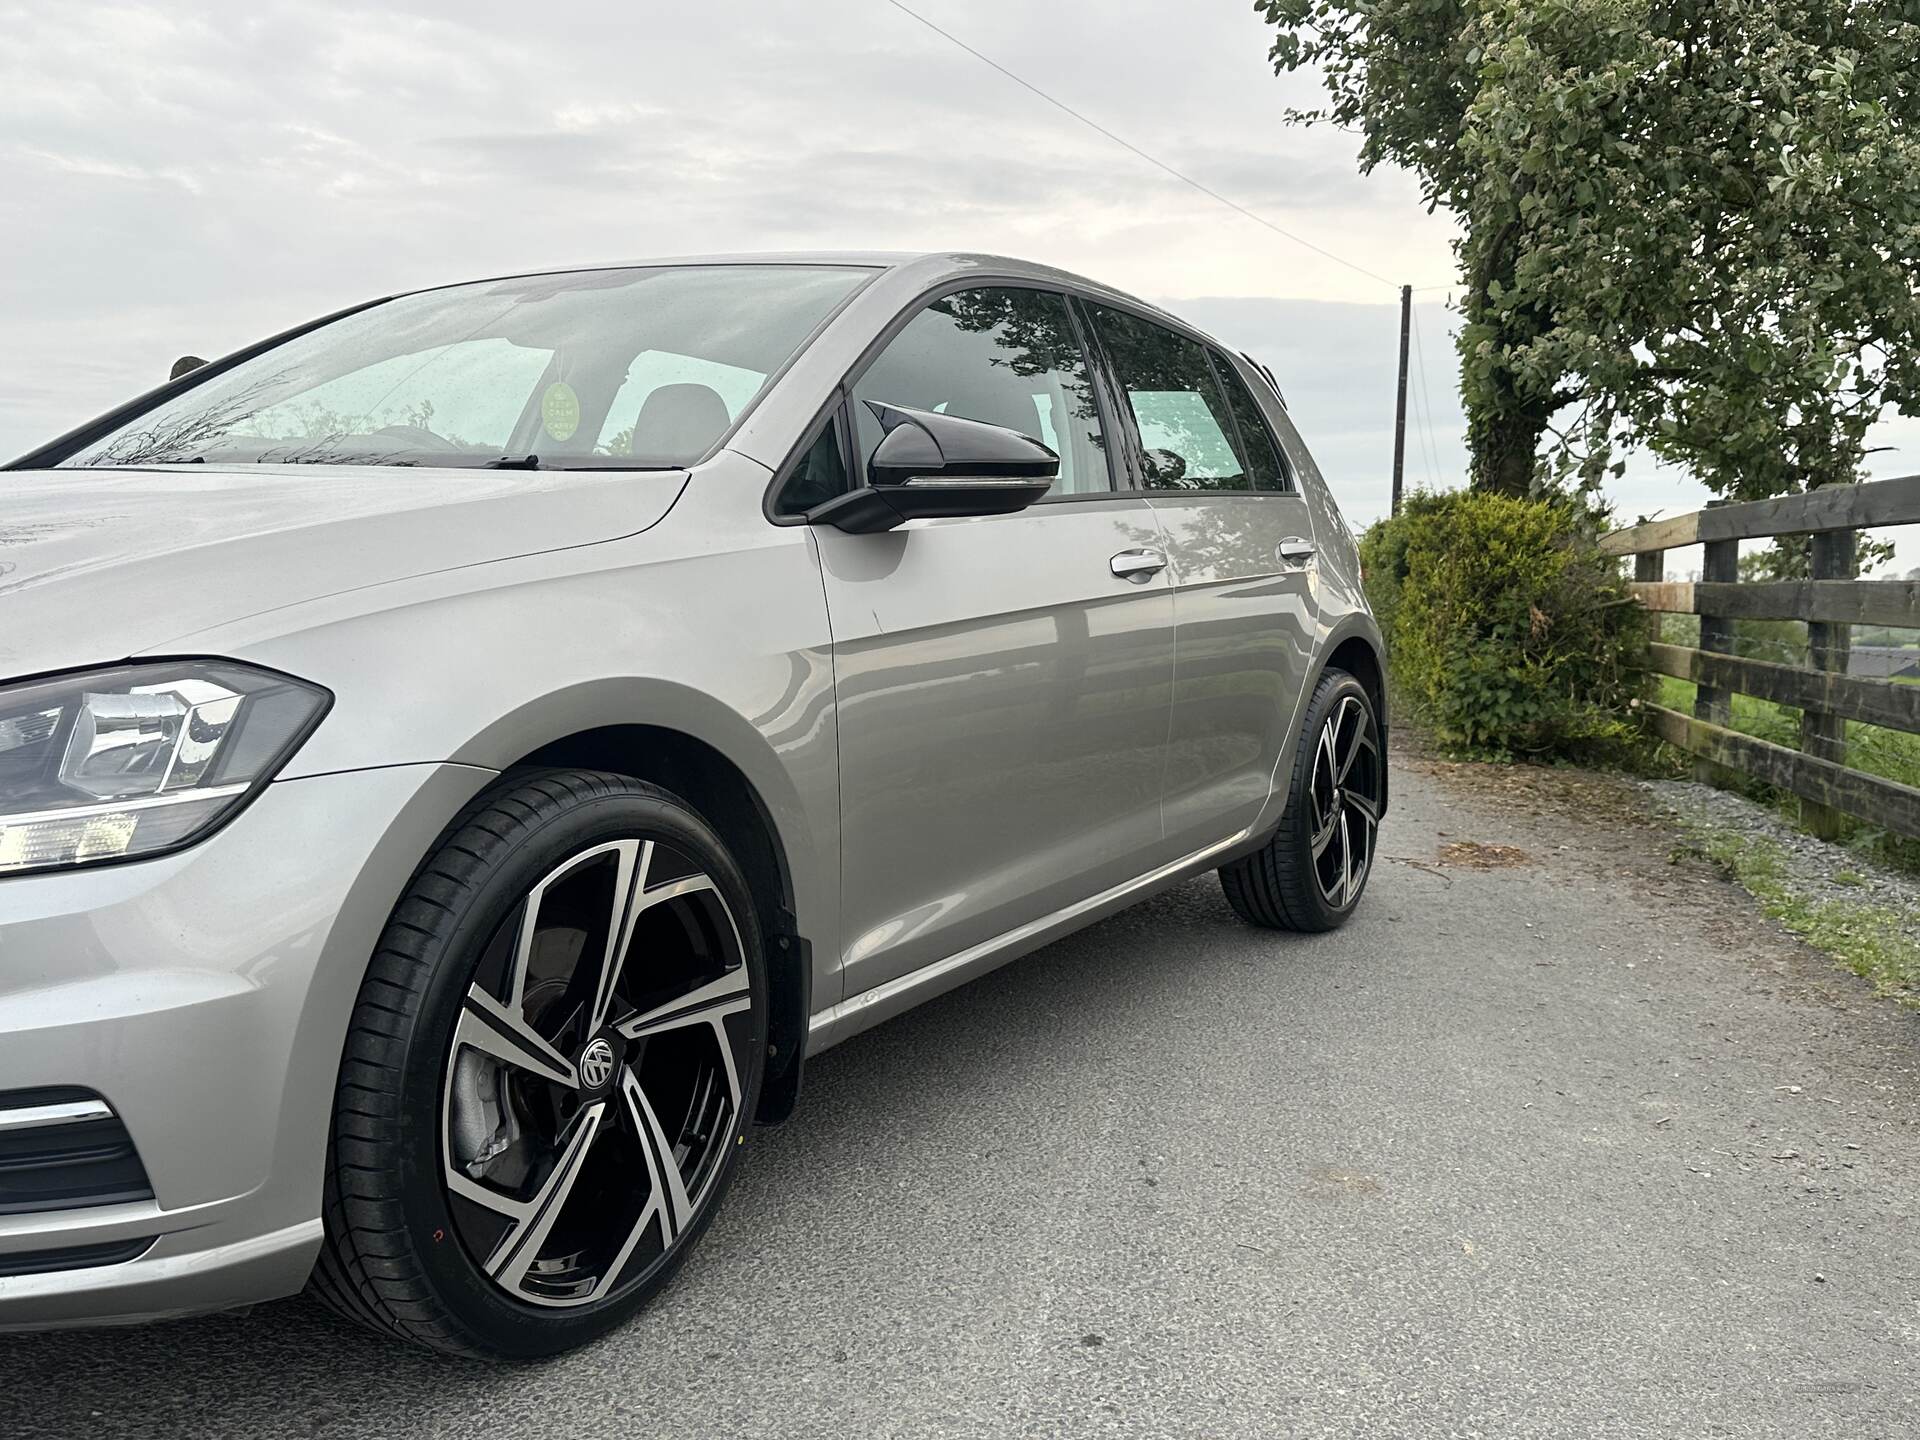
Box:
[1219,668,1383,933]
[312,770,765,1359]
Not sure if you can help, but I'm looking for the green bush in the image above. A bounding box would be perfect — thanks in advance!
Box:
[1360,490,1647,758]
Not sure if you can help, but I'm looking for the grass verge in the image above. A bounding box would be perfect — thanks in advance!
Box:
[1673,826,1920,1007]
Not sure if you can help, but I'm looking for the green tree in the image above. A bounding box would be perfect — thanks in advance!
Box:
[1257,0,1920,499]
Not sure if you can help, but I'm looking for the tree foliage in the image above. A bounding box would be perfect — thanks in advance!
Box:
[1257,0,1920,499]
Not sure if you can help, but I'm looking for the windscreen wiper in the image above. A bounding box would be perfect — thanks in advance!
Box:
[480,454,688,472]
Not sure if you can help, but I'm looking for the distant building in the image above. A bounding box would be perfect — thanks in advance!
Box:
[1851,645,1920,680]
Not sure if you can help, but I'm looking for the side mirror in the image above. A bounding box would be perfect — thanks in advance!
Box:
[170,355,208,380]
[808,402,1057,534]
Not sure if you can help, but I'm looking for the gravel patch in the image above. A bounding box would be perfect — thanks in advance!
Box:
[1645,777,1920,917]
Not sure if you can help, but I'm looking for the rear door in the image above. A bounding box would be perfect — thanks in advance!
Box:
[1081,303,1319,853]
[783,286,1176,997]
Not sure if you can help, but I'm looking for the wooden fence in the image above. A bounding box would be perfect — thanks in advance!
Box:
[1599,475,1920,840]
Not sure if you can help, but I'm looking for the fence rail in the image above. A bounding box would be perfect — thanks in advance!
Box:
[1601,474,1920,840]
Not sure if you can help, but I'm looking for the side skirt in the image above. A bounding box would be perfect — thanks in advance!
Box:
[803,829,1251,1055]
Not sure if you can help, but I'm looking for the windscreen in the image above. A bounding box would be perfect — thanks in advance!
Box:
[58,264,872,470]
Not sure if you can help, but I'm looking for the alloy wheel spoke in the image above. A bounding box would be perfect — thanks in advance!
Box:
[587,840,653,1034]
[485,1102,607,1289]
[616,964,751,1042]
[615,966,751,1115]
[619,1065,694,1241]
[1336,713,1375,786]
[1310,806,1342,859]
[455,985,578,1089]
[1346,788,1380,829]
[634,873,720,912]
[1337,811,1354,907]
[592,1076,674,1300]
[590,866,720,1034]
[444,1102,604,1268]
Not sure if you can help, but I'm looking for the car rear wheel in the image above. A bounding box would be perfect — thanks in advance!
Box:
[1218,668,1382,933]
[311,768,765,1359]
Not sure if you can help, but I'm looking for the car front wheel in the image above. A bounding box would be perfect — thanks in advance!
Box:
[311,768,765,1359]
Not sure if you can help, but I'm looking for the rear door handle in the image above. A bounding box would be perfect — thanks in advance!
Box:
[1277,536,1316,568]
[1110,548,1168,583]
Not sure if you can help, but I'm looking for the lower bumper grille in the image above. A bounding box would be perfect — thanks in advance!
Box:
[0,1236,155,1279]
[0,1087,155,1214]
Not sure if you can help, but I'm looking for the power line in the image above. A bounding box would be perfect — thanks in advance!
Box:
[884,0,1413,291]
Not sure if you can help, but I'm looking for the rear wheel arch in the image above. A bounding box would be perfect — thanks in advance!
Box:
[1319,633,1388,817]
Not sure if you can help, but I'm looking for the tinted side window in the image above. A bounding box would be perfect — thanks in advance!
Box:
[1210,349,1292,491]
[852,287,1112,496]
[1087,306,1251,492]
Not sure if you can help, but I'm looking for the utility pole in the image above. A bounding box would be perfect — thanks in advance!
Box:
[1391,283,1411,516]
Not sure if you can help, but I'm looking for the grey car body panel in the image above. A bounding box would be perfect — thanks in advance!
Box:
[173,452,846,1013]
[0,464,690,678]
[815,496,1175,999]
[1148,488,1319,855]
[0,250,1382,1327]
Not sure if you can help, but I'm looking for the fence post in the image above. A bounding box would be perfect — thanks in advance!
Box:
[1799,523,1857,838]
[1695,506,1738,785]
[1635,547,1665,656]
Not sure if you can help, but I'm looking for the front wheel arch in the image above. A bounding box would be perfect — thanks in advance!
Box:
[509,725,810,1123]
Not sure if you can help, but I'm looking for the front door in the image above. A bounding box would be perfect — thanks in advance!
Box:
[805,286,1176,995]
[1081,303,1319,853]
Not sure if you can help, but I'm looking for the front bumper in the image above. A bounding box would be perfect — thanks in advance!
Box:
[0,761,491,1329]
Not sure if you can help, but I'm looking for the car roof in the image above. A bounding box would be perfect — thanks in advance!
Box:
[418,251,1190,329]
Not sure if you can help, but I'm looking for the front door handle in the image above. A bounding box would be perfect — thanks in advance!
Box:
[1110,548,1168,583]
[1277,536,1316,568]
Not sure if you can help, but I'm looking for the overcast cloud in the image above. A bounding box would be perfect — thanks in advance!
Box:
[4,0,1914,568]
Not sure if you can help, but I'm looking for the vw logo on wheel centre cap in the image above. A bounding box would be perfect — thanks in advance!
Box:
[579,1037,617,1089]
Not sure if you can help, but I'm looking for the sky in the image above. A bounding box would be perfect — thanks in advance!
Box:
[3,0,1915,574]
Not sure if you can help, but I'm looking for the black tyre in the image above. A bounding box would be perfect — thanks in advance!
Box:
[311,769,766,1359]
[1219,668,1383,933]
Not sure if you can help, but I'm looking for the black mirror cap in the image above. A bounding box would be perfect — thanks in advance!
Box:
[807,403,1058,534]
[864,402,1058,487]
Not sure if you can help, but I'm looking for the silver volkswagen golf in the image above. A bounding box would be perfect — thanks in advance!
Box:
[0,253,1386,1357]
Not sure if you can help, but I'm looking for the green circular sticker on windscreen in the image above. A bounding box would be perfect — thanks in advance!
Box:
[541,381,581,442]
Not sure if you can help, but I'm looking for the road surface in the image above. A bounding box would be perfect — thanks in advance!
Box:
[4,753,1917,1438]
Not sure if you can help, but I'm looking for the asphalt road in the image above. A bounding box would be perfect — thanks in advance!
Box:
[4,754,1919,1438]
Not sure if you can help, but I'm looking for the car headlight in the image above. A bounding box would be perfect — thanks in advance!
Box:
[0,660,330,876]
